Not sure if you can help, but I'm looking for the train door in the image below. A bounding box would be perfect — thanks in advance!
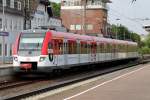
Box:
[91,42,97,62]
[52,39,64,66]
[99,43,103,61]
[104,43,107,61]
[58,39,64,66]
[113,43,116,59]
[67,40,78,65]
[111,43,115,60]
[64,39,68,66]
[87,41,91,63]
[80,41,88,63]
[77,39,80,64]
[96,42,99,62]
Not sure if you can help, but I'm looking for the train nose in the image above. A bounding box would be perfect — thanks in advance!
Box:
[20,63,32,70]
[20,62,37,70]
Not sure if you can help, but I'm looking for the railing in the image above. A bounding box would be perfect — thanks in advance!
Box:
[62,1,108,10]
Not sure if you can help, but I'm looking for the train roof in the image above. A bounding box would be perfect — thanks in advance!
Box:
[21,29,48,34]
[20,29,137,45]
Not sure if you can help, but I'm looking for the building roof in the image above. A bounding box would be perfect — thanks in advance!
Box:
[39,0,49,5]
[143,25,150,32]
[102,0,112,3]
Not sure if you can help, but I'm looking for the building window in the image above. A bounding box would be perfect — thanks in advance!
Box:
[70,25,75,30]
[19,20,22,30]
[0,0,2,5]
[75,24,81,30]
[5,44,7,56]
[6,0,11,7]
[0,44,1,56]
[5,18,7,29]
[86,24,93,30]
[0,18,2,29]
[10,19,13,30]
[10,44,12,56]
[27,0,30,9]
[14,20,17,30]
[16,20,18,30]
[17,1,21,10]
[14,1,17,9]
[10,0,14,8]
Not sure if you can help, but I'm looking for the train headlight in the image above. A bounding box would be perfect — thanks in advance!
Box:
[14,57,18,61]
[39,57,46,62]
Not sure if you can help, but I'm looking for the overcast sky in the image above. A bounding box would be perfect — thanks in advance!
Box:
[50,0,150,35]
[108,0,150,35]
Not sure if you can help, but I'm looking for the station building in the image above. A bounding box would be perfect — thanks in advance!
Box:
[61,0,111,36]
[0,0,63,63]
[31,0,62,29]
[0,0,24,61]
[143,25,150,33]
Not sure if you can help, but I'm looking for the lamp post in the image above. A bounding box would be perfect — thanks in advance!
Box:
[115,18,120,39]
[123,28,125,40]
[2,0,6,64]
[81,0,87,35]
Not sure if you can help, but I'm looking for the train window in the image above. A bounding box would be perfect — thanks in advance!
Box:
[59,42,63,54]
[106,43,108,53]
[74,42,77,54]
[97,43,100,53]
[120,44,123,52]
[19,33,45,51]
[77,42,80,54]
[103,43,106,53]
[101,43,104,53]
[110,44,112,53]
[128,45,130,52]
[81,42,88,54]
[121,44,123,52]
[91,43,97,54]
[107,44,110,53]
[119,44,121,52]
[48,42,53,49]
[68,40,77,54]
[52,39,63,55]
[68,42,71,54]
[81,42,85,54]
[64,42,67,54]
[99,43,103,53]
[52,40,58,55]
[87,44,90,54]
[112,44,115,53]
[85,43,88,54]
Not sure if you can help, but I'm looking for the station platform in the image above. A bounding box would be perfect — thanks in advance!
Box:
[38,63,150,100]
[0,64,12,68]
[65,63,150,100]
[0,64,13,77]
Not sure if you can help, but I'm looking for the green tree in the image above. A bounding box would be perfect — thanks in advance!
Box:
[139,33,150,54]
[51,3,61,17]
[110,24,141,46]
[145,34,150,48]
[131,33,141,46]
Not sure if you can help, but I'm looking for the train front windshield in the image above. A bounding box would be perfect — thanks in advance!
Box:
[19,33,45,51]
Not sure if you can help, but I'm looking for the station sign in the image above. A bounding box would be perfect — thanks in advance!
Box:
[0,32,9,36]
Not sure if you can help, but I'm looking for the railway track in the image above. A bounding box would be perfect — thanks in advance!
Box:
[0,80,41,90]
[0,59,144,100]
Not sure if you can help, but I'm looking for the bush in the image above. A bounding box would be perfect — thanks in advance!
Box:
[139,46,150,54]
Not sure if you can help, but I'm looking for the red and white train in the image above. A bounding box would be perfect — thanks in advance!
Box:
[13,29,139,73]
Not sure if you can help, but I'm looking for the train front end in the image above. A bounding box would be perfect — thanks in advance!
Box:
[13,31,54,74]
